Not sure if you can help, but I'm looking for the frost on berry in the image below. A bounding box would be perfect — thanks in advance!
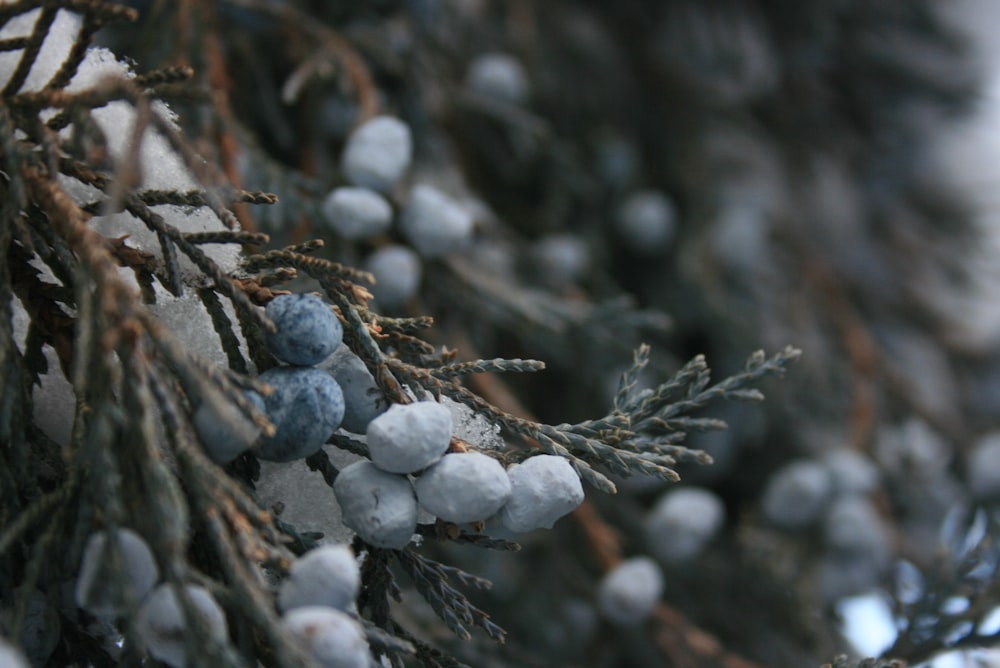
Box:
[414,452,512,524]
[136,584,227,668]
[499,455,584,532]
[333,461,417,549]
[597,557,664,626]
[265,293,343,367]
[366,401,452,474]
[75,529,159,617]
[278,544,361,614]
[282,606,370,668]
[256,367,345,462]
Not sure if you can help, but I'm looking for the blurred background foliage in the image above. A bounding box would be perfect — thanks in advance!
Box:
[11,0,1000,665]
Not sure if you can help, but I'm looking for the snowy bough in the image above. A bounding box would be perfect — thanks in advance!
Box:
[0,2,799,666]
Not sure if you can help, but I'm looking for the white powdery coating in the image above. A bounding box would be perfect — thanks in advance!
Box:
[193,389,264,464]
[75,529,159,617]
[365,244,422,308]
[341,116,413,192]
[760,459,834,530]
[499,455,584,532]
[278,544,360,614]
[321,187,393,240]
[823,497,890,566]
[366,401,452,474]
[615,190,677,254]
[136,584,228,668]
[643,487,725,564]
[282,607,369,668]
[597,557,664,626]
[414,452,512,524]
[465,52,530,104]
[0,638,28,668]
[333,461,417,549]
[0,9,81,93]
[967,432,1000,499]
[400,185,474,258]
[321,346,388,434]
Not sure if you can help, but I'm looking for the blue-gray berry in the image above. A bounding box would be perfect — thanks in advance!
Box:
[282,606,369,668]
[278,544,360,614]
[365,244,422,309]
[967,432,1000,499]
[597,557,664,626]
[644,487,725,564]
[256,367,345,462]
[615,190,677,254]
[333,461,417,549]
[75,528,159,617]
[499,455,584,532]
[400,185,474,258]
[414,452,512,524]
[341,116,412,192]
[465,52,530,104]
[320,346,387,434]
[136,584,227,668]
[321,187,393,240]
[193,389,265,464]
[366,401,452,474]
[265,294,343,366]
[760,459,834,529]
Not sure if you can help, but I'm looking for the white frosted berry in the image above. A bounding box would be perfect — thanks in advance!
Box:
[278,544,360,614]
[333,461,417,549]
[257,367,345,462]
[320,346,387,434]
[822,448,880,497]
[136,584,227,668]
[531,234,590,288]
[321,187,392,240]
[414,452,512,524]
[341,116,412,192]
[193,389,265,464]
[400,185,474,258]
[465,52,530,104]
[644,487,725,564]
[597,557,663,626]
[265,294,343,366]
[282,607,369,668]
[0,638,28,668]
[615,190,676,254]
[823,497,890,566]
[365,244,422,309]
[75,528,159,617]
[366,401,452,474]
[967,432,1000,499]
[760,459,834,529]
[499,455,584,532]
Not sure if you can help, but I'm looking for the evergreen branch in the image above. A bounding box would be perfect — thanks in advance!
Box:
[395,549,506,643]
